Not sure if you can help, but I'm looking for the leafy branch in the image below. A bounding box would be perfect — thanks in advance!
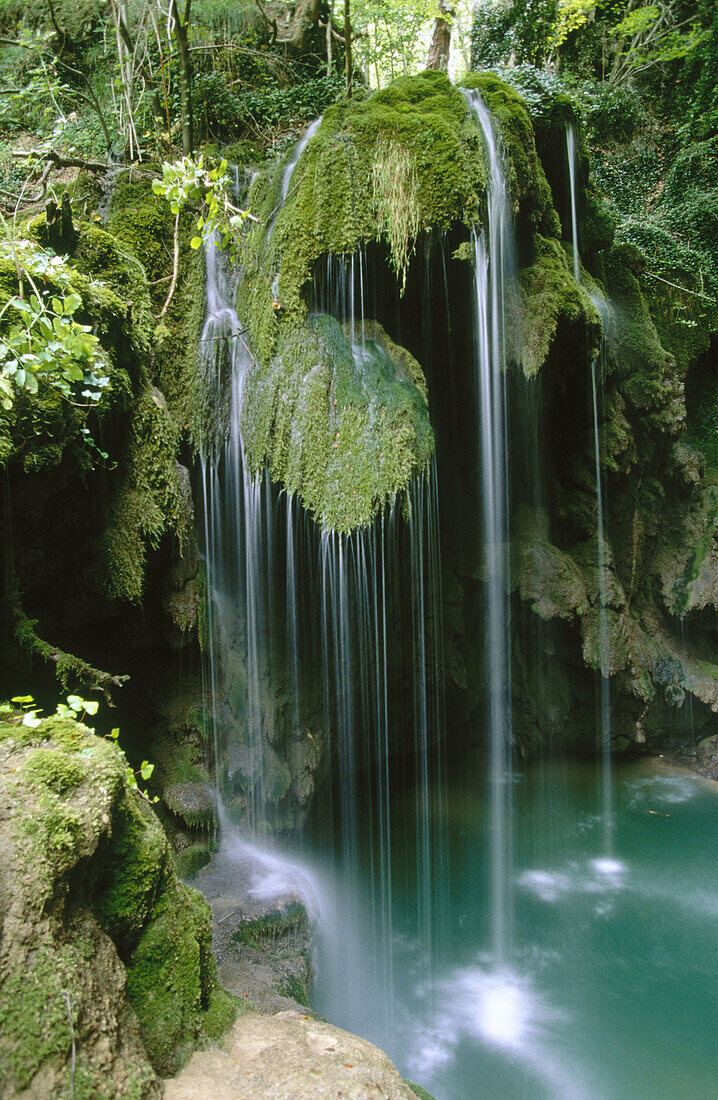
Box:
[152,154,258,313]
[0,232,110,417]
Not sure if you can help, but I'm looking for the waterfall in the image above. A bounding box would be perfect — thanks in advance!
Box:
[566,121,614,851]
[589,296,614,855]
[464,89,516,967]
[199,235,275,833]
[267,115,323,234]
[566,123,580,283]
[197,125,446,1027]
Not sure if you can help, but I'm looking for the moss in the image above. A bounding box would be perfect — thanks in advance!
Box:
[107,175,176,291]
[242,70,486,351]
[231,900,306,949]
[95,795,169,954]
[405,1083,438,1100]
[604,246,683,434]
[279,973,310,1007]
[0,942,90,1091]
[20,747,85,793]
[73,222,153,355]
[518,235,600,377]
[103,385,190,602]
[173,843,212,880]
[125,884,236,1076]
[164,782,216,829]
[241,314,434,531]
[0,716,233,1093]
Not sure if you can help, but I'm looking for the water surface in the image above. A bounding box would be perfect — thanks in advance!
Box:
[300,753,718,1099]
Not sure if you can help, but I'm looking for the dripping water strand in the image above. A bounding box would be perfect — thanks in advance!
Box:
[464,89,516,967]
[567,120,614,853]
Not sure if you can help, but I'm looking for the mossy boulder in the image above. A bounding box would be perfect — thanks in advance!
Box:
[0,713,235,1097]
[246,70,486,327]
[241,314,434,530]
[518,235,600,377]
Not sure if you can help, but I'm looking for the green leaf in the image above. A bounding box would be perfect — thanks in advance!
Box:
[140,760,154,781]
[63,292,82,315]
[84,700,99,715]
[109,727,120,739]
[22,712,42,728]
[190,236,202,249]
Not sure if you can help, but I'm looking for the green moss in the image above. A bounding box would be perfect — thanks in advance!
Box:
[125,884,236,1076]
[107,175,176,291]
[279,973,310,1007]
[21,746,85,793]
[460,71,560,239]
[231,900,306,949]
[0,716,232,1092]
[95,796,168,954]
[173,843,212,880]
[405,1083,438,1100]
[103,384,190,602]
[518,235,600,377]
[604,246,682,432]
[73,222,153,354]
[241,314,434,531]
[0,943,88,1091]
[243,70,485,351]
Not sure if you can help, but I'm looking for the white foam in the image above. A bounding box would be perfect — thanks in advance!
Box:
[516,870,572,903]
[406,962,590,1100]
[518,857,628,904]
[591,858,625,877]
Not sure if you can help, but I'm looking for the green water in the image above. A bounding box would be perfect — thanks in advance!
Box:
[305,754,718,1099]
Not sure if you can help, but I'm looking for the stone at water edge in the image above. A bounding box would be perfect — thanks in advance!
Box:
[164,1010,424,1099]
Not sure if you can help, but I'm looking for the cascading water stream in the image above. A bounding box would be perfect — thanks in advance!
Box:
[197,127,447,1036]
[566,123,580,283]
[463,89,516,968]
[566,122,614,852]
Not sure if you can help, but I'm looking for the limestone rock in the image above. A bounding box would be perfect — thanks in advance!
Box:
[164,1011,419,1100]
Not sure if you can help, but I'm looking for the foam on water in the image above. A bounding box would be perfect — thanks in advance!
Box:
[628,775,699,806]
[517,857,628,904]
[407,961,590,1100]
[215,810,331,923]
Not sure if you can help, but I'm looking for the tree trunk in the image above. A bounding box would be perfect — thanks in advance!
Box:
[426,1,453,71]
[171,0,194,155]
[344,0,352,95]
[256,0,321,54]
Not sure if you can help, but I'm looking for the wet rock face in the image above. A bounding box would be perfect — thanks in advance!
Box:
[190,848,315,1015]
[0,714,235,1098]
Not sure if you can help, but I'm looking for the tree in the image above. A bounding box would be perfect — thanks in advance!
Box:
[426,0,454,70]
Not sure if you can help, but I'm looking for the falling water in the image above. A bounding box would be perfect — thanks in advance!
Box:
[566,123,580,283]
[566,120,614,851]
[199,234,275,834]
[464,89,516,967]
[198,125,446,1027]
[265,115,323,234]
[590,305,614,854]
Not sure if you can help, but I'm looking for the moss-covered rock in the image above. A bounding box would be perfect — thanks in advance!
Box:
[247,71,486,328]
[518,235,600,377]
[0,712,235,1097]
[241,315,434,530]
[460,71,560,243]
